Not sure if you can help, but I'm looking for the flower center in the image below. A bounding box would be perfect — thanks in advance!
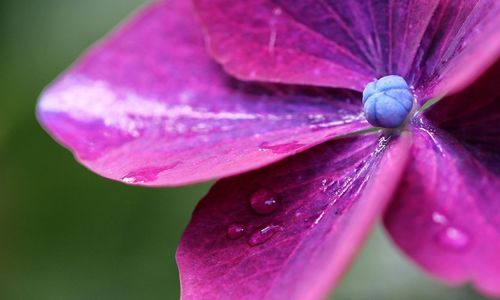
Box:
[362,75,414,128]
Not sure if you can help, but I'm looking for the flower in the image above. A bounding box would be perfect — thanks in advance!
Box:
[36,0,500,299]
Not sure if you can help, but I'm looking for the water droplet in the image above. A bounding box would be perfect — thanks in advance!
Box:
[227,223,246,240]
[121,163,179,184]
[258,141,304,154]
[303,209,328,228]
[272,7,282,16]
[249,189,280,215]
[248,224,283,246]
[122,176,143,184]
[313,211,326,225]
[436,226,470,252]
[320,178,336,192]
[432,211,447,225]
[307,114,327,125]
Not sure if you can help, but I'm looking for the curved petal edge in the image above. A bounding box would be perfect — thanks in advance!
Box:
[36,0,368,186]
[177,132,411,299]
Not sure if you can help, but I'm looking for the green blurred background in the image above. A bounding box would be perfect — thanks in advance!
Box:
[0,0,485,299]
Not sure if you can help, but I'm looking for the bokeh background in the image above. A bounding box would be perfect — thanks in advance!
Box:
[0,0,486,299]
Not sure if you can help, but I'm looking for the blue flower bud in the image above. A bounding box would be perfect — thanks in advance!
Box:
[362,75,414,128]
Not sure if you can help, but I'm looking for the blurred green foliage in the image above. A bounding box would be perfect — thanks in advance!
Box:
[0,0,485,299]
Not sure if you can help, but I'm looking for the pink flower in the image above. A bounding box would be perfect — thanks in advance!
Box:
[37,0,500,299]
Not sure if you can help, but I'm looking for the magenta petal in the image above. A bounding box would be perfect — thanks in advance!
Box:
[194,0,500,100]
[193,0,441,90]
[194,0,371,90]
[384,119,500,296]
[36,0,368,187]
[177,133,411,299]
[413,1,500,100]
[385,62,500,296]
[425,60,500,142]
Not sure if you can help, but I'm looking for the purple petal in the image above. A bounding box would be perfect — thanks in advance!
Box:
[425,60,500,141]
[384,118,500,295]
[194,0,500,100]
[193,0,439,90]
[36,0,368,187]
[177,133,411,299]
[412,0,500,100]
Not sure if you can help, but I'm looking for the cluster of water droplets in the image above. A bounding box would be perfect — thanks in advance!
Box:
[226,188,284,246]
[303,136,393,229]
[431,211,471,252]
[226,168,364,246]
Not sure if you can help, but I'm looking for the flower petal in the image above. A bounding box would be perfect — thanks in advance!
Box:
[194,0,500,101]
[36,0,368,187]
[177,133,411,299]
[193,0,440,90]
[425,60,500,140]
[384,111,500,295]
[412,0,500,100]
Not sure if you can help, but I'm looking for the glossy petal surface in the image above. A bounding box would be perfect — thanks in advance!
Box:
[177,134,411,300]
[384,63,500,296]
[36,0,368,186]
[194,0,500,101]
[412,0,500,100]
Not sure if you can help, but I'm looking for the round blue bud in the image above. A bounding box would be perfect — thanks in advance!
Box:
[362,75,413,128]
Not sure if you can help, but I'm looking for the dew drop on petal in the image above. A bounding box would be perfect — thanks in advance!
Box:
[121,176,145,184]
[120,163,180,185]
[249,189,281,215]
[436,226,470,252]
[431,211,448,225]
[258,141,304,154]
[319,178,337,192]
[227,223,246,240]
[307,113,327,125]
[248,224,283,246]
